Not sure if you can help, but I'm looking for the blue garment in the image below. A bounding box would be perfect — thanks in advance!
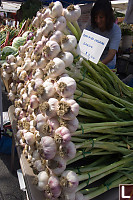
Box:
[86,23,121,68]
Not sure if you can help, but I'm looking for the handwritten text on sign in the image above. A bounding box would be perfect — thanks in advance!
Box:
[77,29,109,64]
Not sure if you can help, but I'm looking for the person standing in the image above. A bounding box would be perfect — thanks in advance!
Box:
[86,0,121,69]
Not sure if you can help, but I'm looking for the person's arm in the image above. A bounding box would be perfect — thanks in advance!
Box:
[101,49,117,65]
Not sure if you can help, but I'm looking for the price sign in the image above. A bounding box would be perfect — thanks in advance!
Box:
[77,29,109,64]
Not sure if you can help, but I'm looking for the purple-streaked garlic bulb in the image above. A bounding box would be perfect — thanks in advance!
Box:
[46,57,65,78]
[54,16,66,32]
[37,170,49,191]
[59,141,76,160]
[50,30,63,43]
[57,98,79,120]
[54,76,76,98]
[43,40,60,60]
[30,95,39,109]
[54,126,71,145]
[24,132,35,146]
[60,170,79,192]
[44,175,61,199]
[14,107,22,119]
[49,1,63,18]
[40,136,57,160]
[34,40,46,55]
[61,35,77,52]
[47,155,66,175]
[32,150,40,162]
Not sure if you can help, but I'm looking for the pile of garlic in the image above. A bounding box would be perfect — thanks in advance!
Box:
[2,1,87,199]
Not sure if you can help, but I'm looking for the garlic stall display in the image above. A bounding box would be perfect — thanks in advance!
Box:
[2,1,133,200]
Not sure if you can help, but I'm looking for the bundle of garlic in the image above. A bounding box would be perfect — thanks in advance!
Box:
[1,1,88,199]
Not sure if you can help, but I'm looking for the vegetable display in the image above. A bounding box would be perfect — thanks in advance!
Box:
[2,1,133,199]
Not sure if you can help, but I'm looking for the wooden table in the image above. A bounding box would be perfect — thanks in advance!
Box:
[8,105,45,200]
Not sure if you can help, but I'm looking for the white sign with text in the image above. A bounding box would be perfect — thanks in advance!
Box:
[77,29,109,64]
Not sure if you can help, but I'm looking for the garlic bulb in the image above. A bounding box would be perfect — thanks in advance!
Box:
[49,1,63,18]
[42,78,56,100]
[44,175,61,199]
[50,30,63,43]
[41,98,58,119]
[59,141,76,160]
[54,16,66,32]
[46,57,65,78]
[47,155,66,175]
[40,136,57,160]
[7,54,16,63]
[24,132,35,146]
[30,95,39,109]
[54,126,71,145]
[37,171,49,191]
[54,76,76,98]
[43,40,60,60]
[61,35,77,52]
[42,18,54,37]
[57,98,79,120]
[63,5,81,22]
[58,51,74,68]
[60,170,79,192]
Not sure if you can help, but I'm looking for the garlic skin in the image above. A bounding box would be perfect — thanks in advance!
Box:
[41,8,50,20]
[61,35,77,52]
[2,62,12,74]
[34,28,43,42]
[61,191,76,200]
[54,76,76,98]
[2,70,11,81]
[54,16,66,32]
[47,155,66,175]
[60,170,79,193]
[36,113,48,132]
[8,91,15,101]
[46,57,65,78]
[63,5,81,22]
[41,136,57,160]
[16,55,23,66]
[49,1,63,18]
[43,40,60,60]
[37,171,49,191]
[47,117,60,136]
